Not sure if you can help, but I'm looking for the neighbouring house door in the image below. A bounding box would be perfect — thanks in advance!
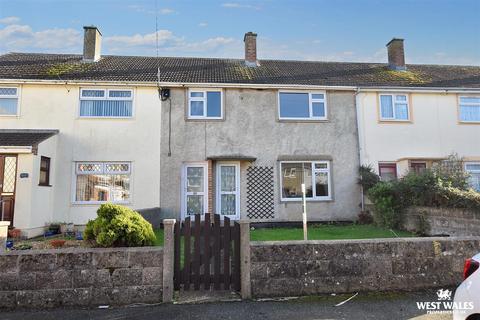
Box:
[182,162,208,219]
[0,155,17,225]
[216,162,240,220]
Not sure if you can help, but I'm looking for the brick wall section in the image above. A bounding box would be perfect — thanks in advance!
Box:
[250,237,480,297]
[0,247,163,309]
[404,206,480,236]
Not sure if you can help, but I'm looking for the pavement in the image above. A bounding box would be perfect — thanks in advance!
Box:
[0,290,454,320]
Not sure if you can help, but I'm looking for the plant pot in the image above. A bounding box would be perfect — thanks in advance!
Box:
[8,228,21,239]
[50,239,66,248]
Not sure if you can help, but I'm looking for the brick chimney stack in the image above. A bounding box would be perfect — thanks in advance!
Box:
[386,38,406,71]
[244,32,258,67]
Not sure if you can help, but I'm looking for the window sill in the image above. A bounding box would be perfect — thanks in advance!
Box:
[458,121,480,125]
[280,198,333,203]
[38,184,52,187]
[378,119,412,124]
[186,118,224,122]
[77,117,134,120]
[71,201,131,206]
[278,119,329,123]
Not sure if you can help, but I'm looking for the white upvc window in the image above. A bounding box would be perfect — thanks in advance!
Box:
[79,88,133,118]
[188,89,223,119]
[73,161,131,204]
[465,162,480,192]
[459,96,480,123]
[278,91,327,120]
[0,87,19,116]
[280,161,332,201]
[379,94,409,121]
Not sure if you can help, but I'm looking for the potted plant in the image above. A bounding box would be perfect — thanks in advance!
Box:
[8,228,21,239]
[50,239,66,248]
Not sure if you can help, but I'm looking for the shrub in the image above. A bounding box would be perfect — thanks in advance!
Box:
[357,211,374,225]
[432,153,470,190]
[368,182,405,229]
[84,204,156,247]
[358,165,380,192]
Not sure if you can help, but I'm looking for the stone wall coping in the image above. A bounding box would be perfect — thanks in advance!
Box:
[0,245,163,256]
[250,236,480,247]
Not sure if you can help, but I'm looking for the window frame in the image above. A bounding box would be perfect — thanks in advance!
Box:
[187,89,223,120]
[458,96,480,123]
[278,91,328,121]
[378,93,410,121]
[79,88,134,119]
[72,161,132,205]
[378,163,398,181]
[279,160,332,202]
[465,162,480,191]
[0,86,20,117]
[38,156,51,186]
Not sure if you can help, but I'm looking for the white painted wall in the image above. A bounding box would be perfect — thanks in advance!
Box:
[1,84,162,235]
[356,91,480,175]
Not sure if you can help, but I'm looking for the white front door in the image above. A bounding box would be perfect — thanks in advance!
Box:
[182,162,208,219]
[216,162,240,220]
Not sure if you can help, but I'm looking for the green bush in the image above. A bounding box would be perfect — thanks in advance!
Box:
[84,204,156,247]
[358,165,380,192]
[368,182,405,228]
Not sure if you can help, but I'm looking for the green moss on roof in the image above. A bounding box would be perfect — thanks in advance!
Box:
[375,67,431,84]
[45,62,92,77]
[232,64,255,80]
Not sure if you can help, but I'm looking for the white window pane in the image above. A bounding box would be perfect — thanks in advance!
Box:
[380,95,394,118]
[315,172,329,197]
[82,90,105,98]
[460,97,480,104]
[466,164,480,171]
[395,103,409,120]
[190,92,204,98]
[468,172,480,192]
[0,88,17,96]
[109,90,132,98]
[221,194,236,216]
[281,162,312,198]
[312,102,325,117]
[315,163,328,169]
[395,95,407,102]
[190,101,204,116]
[80,100,132,117]
[186,167,204,192]
[460,105,480,121]
[0,98,18,115]
[220,166,236,192]
[187,195,203,216]
[279,93,310,118]
[206,91,221,117]
[311,93,324,100]
[110,174,130,202]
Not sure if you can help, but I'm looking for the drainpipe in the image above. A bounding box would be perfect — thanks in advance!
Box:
[354,88,365,212]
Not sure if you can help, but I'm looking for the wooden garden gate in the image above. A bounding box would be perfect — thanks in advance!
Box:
[174,214,241,291]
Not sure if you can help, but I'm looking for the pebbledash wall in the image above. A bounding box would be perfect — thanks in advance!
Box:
[250,237,480,297]
[0,247,163,308]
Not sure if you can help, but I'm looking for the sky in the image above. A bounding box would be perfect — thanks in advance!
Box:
[0,0,479,65]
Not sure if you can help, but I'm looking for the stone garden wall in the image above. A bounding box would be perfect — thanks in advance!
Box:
[250,237,480,297]
[404,206,480,236]
[0,247,163,308]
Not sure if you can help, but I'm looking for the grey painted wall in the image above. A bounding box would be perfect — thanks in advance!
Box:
[160,88,360,222]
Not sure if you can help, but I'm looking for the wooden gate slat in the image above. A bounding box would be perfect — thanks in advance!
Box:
[183,216,191,291]
[213,214,221,290]
[223,216,231,290]
[193,214,201,290]
[203,213,211,290]
[233,221,241,291]
[173,221,181,290]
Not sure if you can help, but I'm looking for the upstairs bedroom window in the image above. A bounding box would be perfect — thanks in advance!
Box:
[188,90,223,119]
[80,88,133,118]
[74,162,131,203]
[379,94,409,121]
[465,162,480,192]
[280,161,331,201]
[459,96,480,122]
[278,92,327,120]
[0,87,19,116]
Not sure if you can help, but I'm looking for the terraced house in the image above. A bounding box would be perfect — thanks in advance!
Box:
[0,26,479,237]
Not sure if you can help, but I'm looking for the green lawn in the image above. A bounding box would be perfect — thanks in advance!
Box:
[153,224,414,246]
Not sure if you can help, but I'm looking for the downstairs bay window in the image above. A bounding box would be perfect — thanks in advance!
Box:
[74,162,131,203]
[280,161,331,201]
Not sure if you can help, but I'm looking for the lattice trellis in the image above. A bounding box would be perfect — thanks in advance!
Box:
[246,166,275,220]
[2,157,17,194]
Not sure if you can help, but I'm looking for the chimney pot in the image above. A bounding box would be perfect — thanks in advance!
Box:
[244,32,258,67]
[386,38,406,71]
[83,26,102,62]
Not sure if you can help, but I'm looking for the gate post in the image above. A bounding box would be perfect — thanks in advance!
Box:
[0,221,9,253]
[162,219,175,303]
[239,220,251,299]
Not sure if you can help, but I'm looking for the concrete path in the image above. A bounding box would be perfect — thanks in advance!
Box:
[0,290,454,320]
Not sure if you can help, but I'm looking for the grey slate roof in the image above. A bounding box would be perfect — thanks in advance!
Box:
[0,129,59,147]
[0,52,479,88]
